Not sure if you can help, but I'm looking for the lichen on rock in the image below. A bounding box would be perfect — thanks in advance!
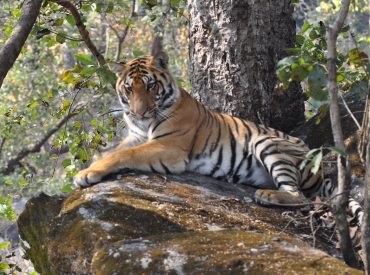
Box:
[17,172,362,274]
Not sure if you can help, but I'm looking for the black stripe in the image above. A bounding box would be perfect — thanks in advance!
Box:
[227,126,236,176]
[254,136,271,150]
[161,85,174,105]
[152,130,181,140]
[210,115,221,154]
[197,129,212,159]
[231,117,240,134]
[302,176,321,197]
[268,160,294,175]
[259,143,277,164]
[233,150,249,182]
[246,154,253,170]
[160,72,167,80]
[274,172,297,182]
[188,104,208,159]
[151,116,171,133]
[119,93,128,104]
[210,145,223,176]
[276,180,296,188]
[150,164,159,173]
[160,161,171,174]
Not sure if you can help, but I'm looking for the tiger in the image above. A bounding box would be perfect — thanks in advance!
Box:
[73,51,363,228]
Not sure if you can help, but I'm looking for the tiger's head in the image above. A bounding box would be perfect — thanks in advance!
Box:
[115,52,180,120]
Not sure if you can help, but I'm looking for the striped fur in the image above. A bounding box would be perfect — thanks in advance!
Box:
[74,52,363,227]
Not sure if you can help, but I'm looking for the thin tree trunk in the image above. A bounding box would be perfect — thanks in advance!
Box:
[188,0,304,132]
[361,2,370,269]
[0,0,42,88]
[363,130,370,273]
[326,0,359,268]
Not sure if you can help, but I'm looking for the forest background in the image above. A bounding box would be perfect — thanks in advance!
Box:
[0,0,370,273]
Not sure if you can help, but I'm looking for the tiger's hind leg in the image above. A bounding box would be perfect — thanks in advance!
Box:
[252,136,308,207]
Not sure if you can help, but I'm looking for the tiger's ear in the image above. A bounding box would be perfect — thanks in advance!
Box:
[108,61,126,76]
[152,51,169,70]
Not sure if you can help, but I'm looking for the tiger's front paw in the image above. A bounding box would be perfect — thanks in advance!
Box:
[73,168,105,188]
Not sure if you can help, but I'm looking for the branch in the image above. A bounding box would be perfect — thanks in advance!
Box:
[4,111,79,175]
[50,0,106,66]
[339,94,361,130]
[109,0,136,61]
[326,0,359,268]
[0,0,42,88]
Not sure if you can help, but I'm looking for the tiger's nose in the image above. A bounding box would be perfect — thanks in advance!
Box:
[130,108,147,117]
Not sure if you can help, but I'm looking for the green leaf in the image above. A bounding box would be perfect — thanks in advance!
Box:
[301,21,311,33]
[307,65,328,101]
[0,263,10,271]
[106,2,114,13]
[340,25,350,33]
[80,67,96,77]
[90,119,99,126]
[0,242,10,249]
[347,48,369,66]
[277,56,298,68]
[66,15,76,25]
[62,159,72,168]
[78,147,89,162]
[170,0,180,8]
[29,101,39,109]
[328,146,347,156]
[61,184,73,193]
[62,99,71,109]
[4,179,13,185]
[61,70,77,85]
[290,63,311,81]
[54,18,64,26]
[295,34,305,46]
[311,151,323,174]
[75,53,95,65]
[96,3,103,12]
[285,48,302,54]
[19,178,28,186]
[56,32,66,44]
[96,67,116,85]
[132,50,145,58]
[73,121,82,129]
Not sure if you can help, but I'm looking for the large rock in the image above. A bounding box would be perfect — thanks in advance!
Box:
[17,172,361,274]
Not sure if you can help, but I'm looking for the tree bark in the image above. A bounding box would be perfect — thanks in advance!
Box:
[0,0,42,88]
[188,0,304,132]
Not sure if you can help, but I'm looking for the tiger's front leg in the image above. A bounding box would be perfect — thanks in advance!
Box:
[73,141,188,187]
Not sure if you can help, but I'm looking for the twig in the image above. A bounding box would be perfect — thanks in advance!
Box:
[4,111,80,174]
[339,94,361,130]
[0,136,6,159]
[47,28,82,42]
[108,0,136,61]
[50,0,106,66]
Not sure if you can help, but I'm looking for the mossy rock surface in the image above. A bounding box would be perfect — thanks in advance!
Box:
[17,172,361,274]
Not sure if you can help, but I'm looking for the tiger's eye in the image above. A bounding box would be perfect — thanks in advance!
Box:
[147,81,155,90]
[124,84,132,93]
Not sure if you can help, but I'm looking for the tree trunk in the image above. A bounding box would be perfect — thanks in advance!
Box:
[188,0,304,132]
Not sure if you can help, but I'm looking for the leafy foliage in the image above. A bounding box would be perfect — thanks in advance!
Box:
[277,20,368,120]
[0,0,189,224]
